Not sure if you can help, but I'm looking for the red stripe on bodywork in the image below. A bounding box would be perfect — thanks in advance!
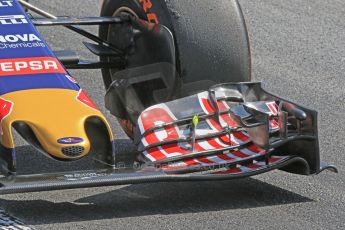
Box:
[198,157,214,164]
[146,147,166,161]
[140,107,179,145]
[76,89,99,111]
[0,97,13,123]
[218,100,238,127]
[214,168,242,175]
[161,143,189,155]
[246,144,263,154]
[232,150,249,158]
[217,154,234,161]
[267,101,278,115]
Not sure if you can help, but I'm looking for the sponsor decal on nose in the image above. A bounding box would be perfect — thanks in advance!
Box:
[0,1,13,8]
[0,33,41,43]
[0,33,46,50]
[0,15,28,25]
[0,57,66,76]
[58,137,84,144]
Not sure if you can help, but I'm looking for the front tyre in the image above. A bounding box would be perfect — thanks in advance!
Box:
[100,0,251,137]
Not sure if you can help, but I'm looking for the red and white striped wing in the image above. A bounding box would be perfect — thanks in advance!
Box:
[138,91,282,164]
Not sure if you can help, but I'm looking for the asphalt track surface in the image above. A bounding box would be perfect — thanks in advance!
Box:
[0,0,344,229]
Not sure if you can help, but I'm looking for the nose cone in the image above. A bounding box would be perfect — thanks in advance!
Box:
[32,126,91,159]
[1,89,110,160]
[50,136,90,159]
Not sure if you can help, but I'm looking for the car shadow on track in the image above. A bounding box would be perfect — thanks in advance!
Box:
[0,177,313,225]
[0,143,313,225]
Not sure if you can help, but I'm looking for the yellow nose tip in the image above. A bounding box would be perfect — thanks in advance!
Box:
[49,138,91,159]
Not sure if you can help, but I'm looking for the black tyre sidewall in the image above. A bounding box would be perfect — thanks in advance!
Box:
[100,0,173,88]
[100,0,251,89]
[100,0,251,138]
